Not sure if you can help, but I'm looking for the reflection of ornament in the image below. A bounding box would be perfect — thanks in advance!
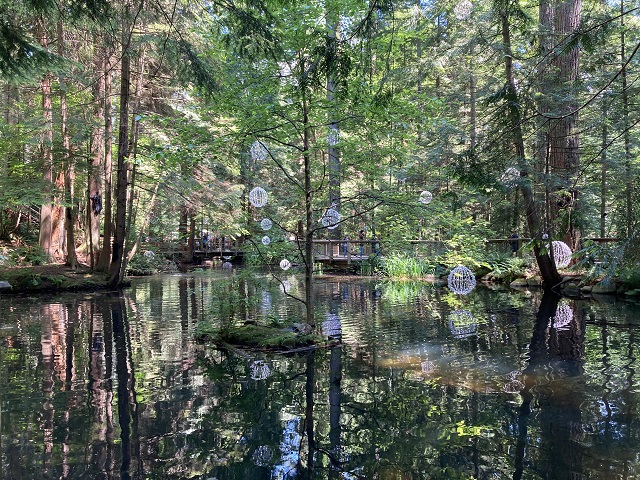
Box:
[261,291,272,312]
[222,262,233,269]
[252,445,273,466]
[550,301,573,330]
[448,309,477,338]
[322,313,342,338]
[454,0,473,19]
[260,218,273,231]
[321,208,341,229]
[328,128,339,146]
[419,190,433,204]
[250,141,268,161]
[501,167,520,188]
[447,265,476,295]
[261,236,271,245]
[250,360,271,380]
[280,259,291,271]
[421,359,435,374]
[550,240,572,268]
[503,370,524,393]
[249,187,268,207]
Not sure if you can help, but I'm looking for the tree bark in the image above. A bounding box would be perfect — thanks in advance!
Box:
[501,11,562,287]
[108,0,132,286]
[326,7,341,239]
[88,38,106,269]
[37,16,53,260]
[620,0,633,237]
[99,46,115,272]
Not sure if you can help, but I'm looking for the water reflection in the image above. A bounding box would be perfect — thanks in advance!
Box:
[0,275,639,478]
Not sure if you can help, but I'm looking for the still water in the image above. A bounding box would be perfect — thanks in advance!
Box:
[1,271,639,479]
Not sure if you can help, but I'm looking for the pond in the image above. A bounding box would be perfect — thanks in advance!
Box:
[1,270,639,479]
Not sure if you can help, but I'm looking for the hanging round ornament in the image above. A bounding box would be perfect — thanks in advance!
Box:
[260,218,273,231]
[252,445,273,467]
[454,0,473,19]
[249,187,268,208]
[250,140,268,161]
[250,360,271,381]
[447,265,477,295]
[261,235,271,245]
[448,309,477,338]
[419,190,433,205]
[321,208,341,230]
[222,261,233,269]
[327,128,340,146]
[501,167,520,188]
[280,258,291,271]
[549,240,572,268]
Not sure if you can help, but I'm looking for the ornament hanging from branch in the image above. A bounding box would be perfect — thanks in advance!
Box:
[261,236,271,245]
[549,240,572,268]
[454,0,473,19]
[501,167,520,188]
[249,187,268,208]
[280,259,291,271]
[327,128,340,146]
[419,190,433,205]
[321,208,341,229]
[447,265,477,295]
[250,141,268,161]
[260,218,273,231]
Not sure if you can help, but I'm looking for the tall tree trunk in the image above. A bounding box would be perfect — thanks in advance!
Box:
[99,49,114,272]
[302,91,315,328]
[540,0,582,250]
[38,17,54,260]
[88,39,106,269]
[501,11,562,287]
[108,0,133,286]
[326,7,341,239]
[620,1,633,237]
[58,20,76,268]
[600,87,608,238]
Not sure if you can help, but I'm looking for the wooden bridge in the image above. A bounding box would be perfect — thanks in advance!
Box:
[156,236,618,266]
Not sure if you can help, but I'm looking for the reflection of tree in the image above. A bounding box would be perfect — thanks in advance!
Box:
[514,293,585,480]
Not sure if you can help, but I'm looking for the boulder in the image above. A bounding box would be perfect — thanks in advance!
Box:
[509,278,529,289]
[526,276,542,286]
[591,280,617,295]
[0,281,12,291]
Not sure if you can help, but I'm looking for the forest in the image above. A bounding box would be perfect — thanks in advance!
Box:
[0,0,639,290]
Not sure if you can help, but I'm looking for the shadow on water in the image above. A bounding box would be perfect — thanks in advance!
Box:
[1,274,640,479]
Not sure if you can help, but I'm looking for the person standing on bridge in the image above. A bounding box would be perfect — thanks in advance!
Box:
[358,229,366,257]
[342,234,351,256]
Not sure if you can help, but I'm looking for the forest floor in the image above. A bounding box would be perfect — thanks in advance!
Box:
[0,262,110,294]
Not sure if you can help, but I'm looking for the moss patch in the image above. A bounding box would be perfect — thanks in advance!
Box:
[197,323,328,352]
[0,265,109,293]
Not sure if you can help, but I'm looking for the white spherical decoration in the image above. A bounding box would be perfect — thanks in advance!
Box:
[249,187,268,208]
[421,359,435,374]
[448,309,477,338]
[447,265,476,295]
[280,259,291,271]
[551,301,573,330]
[454,0,472,19]
[261,235,271,245]
[327,128,339,146]
[419,190,433,205]
[250,141,268,161]
[322,313,342,338]
[250,360,271,381]
[222,261,233,269]
[551,240,572,268]
[260,218,273,231]
[252,445,273,466]
[501,167,520,188]
[321,208,341,229]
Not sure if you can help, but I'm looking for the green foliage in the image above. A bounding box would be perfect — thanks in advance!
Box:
[126,251,167,276]
[485,254,529,283]
[380,253,438,279]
